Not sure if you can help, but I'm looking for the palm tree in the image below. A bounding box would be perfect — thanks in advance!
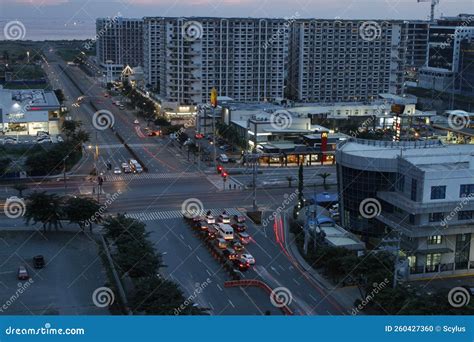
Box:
[12,183,28,197]
[286,176,294,188]
[24,192,63,232]
[318,172,331,190]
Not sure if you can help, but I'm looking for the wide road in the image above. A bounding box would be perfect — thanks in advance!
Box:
[31,48,347,315]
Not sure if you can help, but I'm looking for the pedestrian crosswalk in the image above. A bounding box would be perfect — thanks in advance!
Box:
[125,208,242,222]
[107,172,199,182]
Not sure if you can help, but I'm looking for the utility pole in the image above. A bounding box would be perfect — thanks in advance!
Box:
[210,88,218,167]
[63,156,68,194]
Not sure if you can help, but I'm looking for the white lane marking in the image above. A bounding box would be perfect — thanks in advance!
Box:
[309,294,318,302]
[179,234,185,240]
[216,284,223,292]
[293,278,301,286]
[228,299,235,308]
[187,244,192,250]
[196,255,202,263]
[270,266,281,276]
[206,269,212,277]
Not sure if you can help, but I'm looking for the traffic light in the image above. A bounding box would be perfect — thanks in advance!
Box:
[222,171,228,181]
[217,165,223,174]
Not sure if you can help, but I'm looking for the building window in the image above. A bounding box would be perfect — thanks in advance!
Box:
[459,184,474,197]
[429,212,444,222]
[411,179,417,201]
[455,233,471,270]
[430,186,446,200]
[458,210,474,220]
[426,253,441,272]
[428,235,442,245]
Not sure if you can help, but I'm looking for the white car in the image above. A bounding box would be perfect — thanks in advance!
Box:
[113,167,122,174]
[206,215,215,224]
[240,253,255,265]
[219,213,231,224]
[134,119,139,124]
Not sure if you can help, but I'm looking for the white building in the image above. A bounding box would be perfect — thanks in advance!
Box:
[337,138,474,279]
[0,88,61,136]
[288,20,407,103]
[143,17,289,106]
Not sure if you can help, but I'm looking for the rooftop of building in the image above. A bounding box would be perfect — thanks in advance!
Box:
[0,88,60,112]
[338,138,474,171]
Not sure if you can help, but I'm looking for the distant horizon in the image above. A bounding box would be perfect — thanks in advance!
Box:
[0,0,473,41]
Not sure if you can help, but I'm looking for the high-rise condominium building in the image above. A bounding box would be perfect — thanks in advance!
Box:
[401,20,430,69]
[288,20,407,103]
[96,17,144,70]
[143,17,289,105]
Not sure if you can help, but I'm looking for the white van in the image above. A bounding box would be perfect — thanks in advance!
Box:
[217,223,234,241]
[219,154,229,163]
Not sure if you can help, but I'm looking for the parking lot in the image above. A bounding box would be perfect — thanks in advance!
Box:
[0,231,109,315]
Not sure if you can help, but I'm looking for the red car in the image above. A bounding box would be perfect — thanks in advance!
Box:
[17,266,29,280]
[195,133,204,139]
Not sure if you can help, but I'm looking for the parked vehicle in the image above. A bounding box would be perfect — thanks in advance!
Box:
[17,266,29,280]
[33,255,45,269]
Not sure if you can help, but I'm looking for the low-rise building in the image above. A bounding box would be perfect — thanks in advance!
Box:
[336,138,474,279]
[0,88,60,135]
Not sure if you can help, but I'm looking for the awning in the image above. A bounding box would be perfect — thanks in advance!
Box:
[415,248,453,255]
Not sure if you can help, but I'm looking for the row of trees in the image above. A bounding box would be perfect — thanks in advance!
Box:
[24,192,101,232]
[121,81,157,120]
[103,215,207,315]
[25,120,89,176]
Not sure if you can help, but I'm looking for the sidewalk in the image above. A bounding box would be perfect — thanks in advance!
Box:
[283,215,361,312]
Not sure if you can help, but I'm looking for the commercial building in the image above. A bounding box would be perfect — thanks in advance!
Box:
[288,20,407,103]
[96,17,144,82]
[419,14,474,94]
[143,17,289,106]
[0,88,61,135]
[336,138,474,279]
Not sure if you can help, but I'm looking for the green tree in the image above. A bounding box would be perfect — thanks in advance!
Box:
[318,172,331,190]
[132,276,207,315]
[62,120,82,139]
[12,183,28,197]
[63,197,101,232]
[24,192,63,232]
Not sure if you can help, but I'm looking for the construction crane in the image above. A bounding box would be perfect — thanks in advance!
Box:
[417,0,440,22]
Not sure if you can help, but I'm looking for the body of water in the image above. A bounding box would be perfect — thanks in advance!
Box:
[0,18,95,41]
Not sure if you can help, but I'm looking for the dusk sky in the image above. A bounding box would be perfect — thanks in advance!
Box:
[0,0,473,40]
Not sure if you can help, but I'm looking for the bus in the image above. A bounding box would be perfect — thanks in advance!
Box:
[217,223,234,241]
[129,159,143,173]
